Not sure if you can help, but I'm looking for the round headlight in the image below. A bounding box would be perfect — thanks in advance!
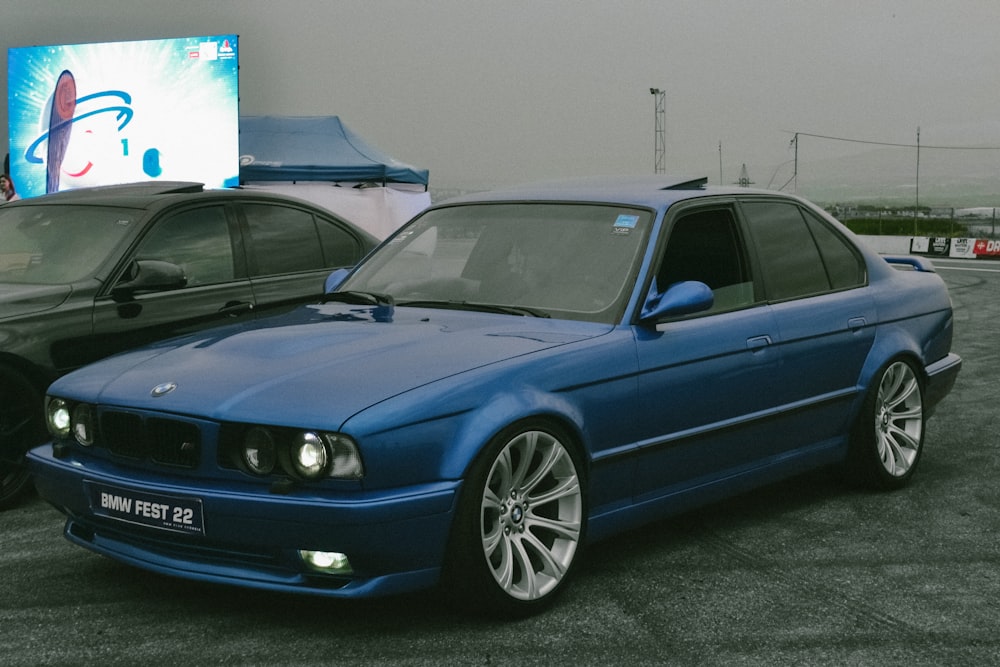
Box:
[242,427,277,474]
[46,398,71,438]
[72,404,96,446]
[292,432,329,479]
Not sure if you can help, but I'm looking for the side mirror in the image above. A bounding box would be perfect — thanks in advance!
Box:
[324,268,350,293]
[112,259,187,302]
[640,280,713,322]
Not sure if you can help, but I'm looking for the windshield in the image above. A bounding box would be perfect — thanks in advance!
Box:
[0,205,139,284]
[343,202,653,323]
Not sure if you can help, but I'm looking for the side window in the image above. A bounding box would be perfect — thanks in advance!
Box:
[656,207,755,313]
[741,201,829,301]
[242,204,325,276]
[136,206,236,286]
[316,217,363,268]
[742,201,865,300]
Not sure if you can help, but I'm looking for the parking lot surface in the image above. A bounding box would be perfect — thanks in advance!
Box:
[1,259,997,666]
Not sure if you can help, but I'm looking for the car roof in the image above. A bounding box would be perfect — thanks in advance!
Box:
[441,175,785,209]
[8,181,208,208]
[7,181,362,211]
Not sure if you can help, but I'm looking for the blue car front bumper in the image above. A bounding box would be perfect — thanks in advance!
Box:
[28,444,461,599]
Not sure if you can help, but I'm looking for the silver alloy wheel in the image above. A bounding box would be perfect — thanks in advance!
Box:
[874,360,924,477]
[479,429,583,601]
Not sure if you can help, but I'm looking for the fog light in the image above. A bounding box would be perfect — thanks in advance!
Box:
[300,550,352,574]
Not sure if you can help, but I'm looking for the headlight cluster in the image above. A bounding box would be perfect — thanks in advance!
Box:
[236,426,363,481]
[46,398,96,446]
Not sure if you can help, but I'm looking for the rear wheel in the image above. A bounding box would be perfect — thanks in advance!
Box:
[849,358,925,490]
[445,422,586,616]
[0,367,45,509]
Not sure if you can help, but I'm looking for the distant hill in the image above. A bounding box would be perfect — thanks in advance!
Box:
[787,146,1000,207]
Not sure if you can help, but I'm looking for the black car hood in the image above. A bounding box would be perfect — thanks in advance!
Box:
[0,283,72,319]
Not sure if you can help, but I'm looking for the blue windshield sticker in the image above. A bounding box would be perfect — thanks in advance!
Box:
[614,214,639,229]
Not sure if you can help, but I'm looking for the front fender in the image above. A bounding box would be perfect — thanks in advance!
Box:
[438,387,588,480]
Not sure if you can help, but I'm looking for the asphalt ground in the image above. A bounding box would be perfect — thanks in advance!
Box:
[1,258,997,666]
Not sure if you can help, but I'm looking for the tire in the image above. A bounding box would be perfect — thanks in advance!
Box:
[0,366,45,509]
[444,421,586,617]
[848,358,925,490]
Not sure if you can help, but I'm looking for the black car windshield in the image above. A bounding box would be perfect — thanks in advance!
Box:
[342,202,653,324]
[0,205,139,284]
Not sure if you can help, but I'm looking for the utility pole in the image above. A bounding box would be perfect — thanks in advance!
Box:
[718,141,723,185]
[915,126,921,234]
[650,88,665,173]
[792,132,798,193]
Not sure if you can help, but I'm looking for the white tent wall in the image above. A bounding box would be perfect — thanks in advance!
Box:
[241,182,431,240]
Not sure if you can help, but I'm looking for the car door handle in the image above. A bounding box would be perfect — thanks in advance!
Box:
[219,300,254,317]
[848,317,867,331]
[746,335,772,350]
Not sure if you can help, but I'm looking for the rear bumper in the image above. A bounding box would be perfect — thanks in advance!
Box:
[924,352,962,417]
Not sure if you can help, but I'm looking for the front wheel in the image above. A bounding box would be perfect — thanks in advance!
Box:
[848,358,925,490]
[0,366,45,509]
[444,422,586,616]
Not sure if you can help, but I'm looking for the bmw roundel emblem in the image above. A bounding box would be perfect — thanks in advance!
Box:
[151,382,177,397]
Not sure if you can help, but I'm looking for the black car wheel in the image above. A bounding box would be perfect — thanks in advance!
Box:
[445,420,586,617]
[0,367,44,509]
[849,358,925,490]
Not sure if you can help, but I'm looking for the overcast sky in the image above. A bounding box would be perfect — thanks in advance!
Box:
[3,0,999,192]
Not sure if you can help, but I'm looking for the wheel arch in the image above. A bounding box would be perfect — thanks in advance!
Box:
[438,388,592,484]
[857,326,930,397]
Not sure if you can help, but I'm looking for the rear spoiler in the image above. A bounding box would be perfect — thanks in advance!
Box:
[882,255,937,272]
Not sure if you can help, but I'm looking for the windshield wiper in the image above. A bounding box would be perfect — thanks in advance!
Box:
[321,290,394,307]
[396,299,550,318]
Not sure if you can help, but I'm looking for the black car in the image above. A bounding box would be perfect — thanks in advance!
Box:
[0,181,378,506]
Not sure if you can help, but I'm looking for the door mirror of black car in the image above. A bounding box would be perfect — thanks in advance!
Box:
[640,280,714,322]
[112,260,188,302]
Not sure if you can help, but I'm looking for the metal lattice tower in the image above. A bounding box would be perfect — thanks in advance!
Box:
[736,163,754,187]
[650,88,665,173]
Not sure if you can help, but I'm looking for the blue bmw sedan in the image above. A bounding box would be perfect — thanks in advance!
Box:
[29,176,961,616]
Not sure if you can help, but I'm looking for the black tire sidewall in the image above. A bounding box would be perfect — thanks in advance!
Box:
[0,366,44,507]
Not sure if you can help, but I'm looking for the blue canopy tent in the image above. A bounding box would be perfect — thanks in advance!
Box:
[239,115,428,187]
[239,116,430,238]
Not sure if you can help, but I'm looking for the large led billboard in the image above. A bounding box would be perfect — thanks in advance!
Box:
[8,34,239,198]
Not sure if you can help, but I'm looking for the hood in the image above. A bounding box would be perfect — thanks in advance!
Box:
[0,282,72,319]
[54,303,609,428]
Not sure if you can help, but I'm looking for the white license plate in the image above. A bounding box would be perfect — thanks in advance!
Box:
[85,481,204,535]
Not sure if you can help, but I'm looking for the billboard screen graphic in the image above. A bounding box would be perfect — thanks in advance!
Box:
[8,34,239,198]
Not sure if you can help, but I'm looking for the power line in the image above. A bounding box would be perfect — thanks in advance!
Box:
[783,130,1000,151]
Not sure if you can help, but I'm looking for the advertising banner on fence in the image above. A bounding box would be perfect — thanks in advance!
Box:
[911,237,998,259]
[972,238,1000,258]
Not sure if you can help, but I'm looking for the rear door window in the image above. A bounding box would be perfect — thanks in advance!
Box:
[241,204,326,276]
[740,200,864,301]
